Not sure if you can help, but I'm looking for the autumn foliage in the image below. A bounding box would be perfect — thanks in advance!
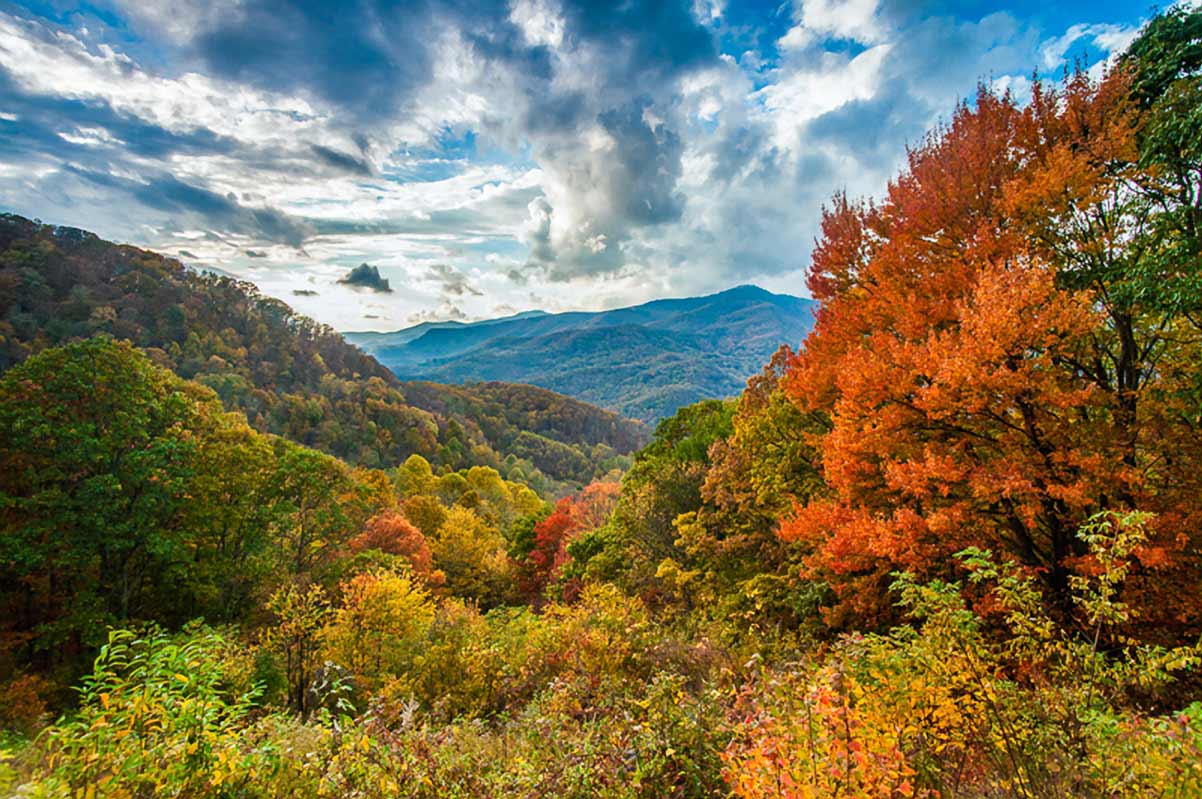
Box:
[780,60,1202,636]
[522,481,621,599]
[4,9,1202,799]
[350,511,436,582]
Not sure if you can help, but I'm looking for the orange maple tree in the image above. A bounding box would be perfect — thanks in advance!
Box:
[781,71,1202,637]
[350,510,437,583]
[523,482,621,600]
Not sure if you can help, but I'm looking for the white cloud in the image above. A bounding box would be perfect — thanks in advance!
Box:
[0,0,1151,331]
[1041,22,1138,68]
[780,0,883,49]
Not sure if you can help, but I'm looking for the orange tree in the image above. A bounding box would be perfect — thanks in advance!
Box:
[781,18,1202,638]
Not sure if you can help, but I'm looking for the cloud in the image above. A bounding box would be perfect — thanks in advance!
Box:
[0,0,1148,331]
[292,289,319,296]
[408,301,467,323]
[1040,22,1139,68]
[339,263,393,293]
[310,144,374,177]
[425,263,482,296]
[60,165,311,247]
[780,0,884,48]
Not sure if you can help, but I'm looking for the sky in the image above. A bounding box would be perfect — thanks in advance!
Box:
[0,0,1150,331]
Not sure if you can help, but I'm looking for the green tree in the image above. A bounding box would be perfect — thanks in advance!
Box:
[0,339,210,665]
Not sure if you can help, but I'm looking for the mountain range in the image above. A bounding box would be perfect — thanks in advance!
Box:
[346,286,817,422]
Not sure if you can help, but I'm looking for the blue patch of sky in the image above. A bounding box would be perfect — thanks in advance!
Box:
[381,157,464,184]
[5,1,176,73]
[460,236,525,260]
[716,0,794,59]
[436,127,536,172]
[911,0,1146,30]
[383,125,534,184]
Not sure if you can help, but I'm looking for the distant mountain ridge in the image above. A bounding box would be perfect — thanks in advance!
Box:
[346,285,817,422]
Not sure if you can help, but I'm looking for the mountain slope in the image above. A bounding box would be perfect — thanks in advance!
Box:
[347,285,816,421]
[0,213,647,488]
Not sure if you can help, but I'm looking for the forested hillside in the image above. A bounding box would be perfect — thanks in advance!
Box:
[347,285,815,421]
[0,214,647,489]
[3,8,1202,799]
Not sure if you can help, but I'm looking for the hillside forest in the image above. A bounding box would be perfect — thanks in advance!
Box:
[0,213,648,493]
[2,8,1202,798]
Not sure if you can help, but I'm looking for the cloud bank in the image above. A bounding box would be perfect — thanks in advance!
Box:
[0,0,1145,329]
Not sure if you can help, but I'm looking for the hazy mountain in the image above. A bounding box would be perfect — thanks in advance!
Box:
[346,285,816,421]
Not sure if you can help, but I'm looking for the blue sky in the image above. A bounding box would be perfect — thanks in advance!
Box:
[0,0,1152,330]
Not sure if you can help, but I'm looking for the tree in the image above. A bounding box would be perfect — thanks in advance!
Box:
[394,454,438,497]
[0,339,209,664]
[350,510,435,582]
[688,346,825,581]
[781,66,1202,636]
[1123,3,1202,278]
[589,400,734,598]
[268,442,366,577]
[518,482,621,601]
[322,569,434,689]
[430,506,513,608]
[184,409,283,623]
[263,582,330,716]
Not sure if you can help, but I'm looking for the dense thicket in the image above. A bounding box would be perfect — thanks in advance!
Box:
[0,339,558,691]
[0,214,646,487]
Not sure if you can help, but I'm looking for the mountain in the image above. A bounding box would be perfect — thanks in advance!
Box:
[346,285,817,422]
[0,213,647,489]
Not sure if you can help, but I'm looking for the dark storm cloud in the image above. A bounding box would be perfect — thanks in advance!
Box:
[598,104,685,226]
[522,101,688,280]
[564,0,717,79]
[293,289,319,296]
[310,144,374,177]
[66,166,311,247]
[190,1,435,124]
[185,0,556,125]
[710,124,783,185]
[339,262,393,293]
[177,0,716,129]
[522,89,588,135]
